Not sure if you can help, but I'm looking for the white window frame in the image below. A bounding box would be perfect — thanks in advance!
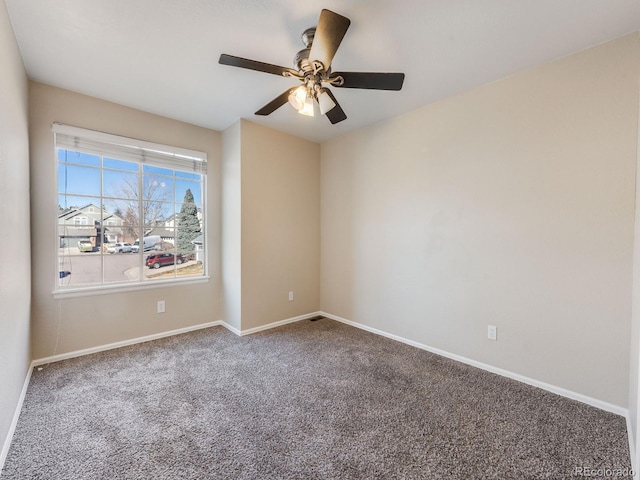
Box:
[53,123,209,298]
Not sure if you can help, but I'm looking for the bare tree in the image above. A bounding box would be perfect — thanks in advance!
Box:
[111,175,172,231]
[123,207,139,241]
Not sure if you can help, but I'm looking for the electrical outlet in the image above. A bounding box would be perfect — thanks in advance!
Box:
[488,325,497,341]
[288,291,294,302]
[157,300,165,314]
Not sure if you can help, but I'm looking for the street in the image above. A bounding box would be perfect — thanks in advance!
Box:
[57,249,195,288]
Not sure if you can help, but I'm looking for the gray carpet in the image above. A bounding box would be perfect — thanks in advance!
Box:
[2,318,631,479]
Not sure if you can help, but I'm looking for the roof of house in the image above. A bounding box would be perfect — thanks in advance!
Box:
[146,227,175,239]
[59,203,123,223]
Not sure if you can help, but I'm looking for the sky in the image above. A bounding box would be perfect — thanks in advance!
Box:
[57,149,203,220]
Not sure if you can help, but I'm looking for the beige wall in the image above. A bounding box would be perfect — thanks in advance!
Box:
[240,120,320,330]
[321,33,640,407]
[629,60,640,470]
[29,82,222,359]
[221,121,242,331]
[0,0,30,459]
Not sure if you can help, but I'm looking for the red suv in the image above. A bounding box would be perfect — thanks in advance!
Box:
[146,253,184,269]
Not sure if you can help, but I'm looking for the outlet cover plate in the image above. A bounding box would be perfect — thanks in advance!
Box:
[488,325,497,341]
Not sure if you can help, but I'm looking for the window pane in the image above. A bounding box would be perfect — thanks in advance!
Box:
[143,165,173,176]
[138,231,163,251]
[176,179,202,204]
[142,174,174,226]
[58,149,100,167]
[143,207,174,234]
[103,210,124,243]
[144,251,182,281]
[153,227,175,251]
[99,203,139,243]
[103,170,139,200]
[122,220,141,247]
[58,164,101,197]
[58,195,101,213]
[103,157,138,172]
[143,174,174,194]
[57,254,102,288]
[176,225,201,254]
[176,171,200,180]
[104,253,139,284]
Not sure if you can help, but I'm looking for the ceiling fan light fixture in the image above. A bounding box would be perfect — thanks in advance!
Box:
[298,95,314,117]
[317,89,336,115]
[288,85,307,111]
[219,9,405,125]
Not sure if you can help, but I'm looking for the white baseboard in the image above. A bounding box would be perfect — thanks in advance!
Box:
[32,320,223,367]
[227,311,323,337]
[0,361,34,473]
[219,321,242,336]
[320,311,628,418]
[31,311,323,366]
[626,413,636,476]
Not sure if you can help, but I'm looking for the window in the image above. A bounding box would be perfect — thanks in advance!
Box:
[54,123,207,295]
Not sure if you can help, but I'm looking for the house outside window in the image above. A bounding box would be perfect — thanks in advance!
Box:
[54,123,208,295]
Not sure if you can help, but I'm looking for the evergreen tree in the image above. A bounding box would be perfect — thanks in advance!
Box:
[176,189,201,253]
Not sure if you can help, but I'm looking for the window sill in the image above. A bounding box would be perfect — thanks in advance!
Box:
[53,275,210,299]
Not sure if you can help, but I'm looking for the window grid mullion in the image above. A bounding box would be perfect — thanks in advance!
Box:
[101,154,105,285]
[139,162,144,279]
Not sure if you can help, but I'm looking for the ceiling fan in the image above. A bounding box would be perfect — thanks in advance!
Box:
[219,9,405,125]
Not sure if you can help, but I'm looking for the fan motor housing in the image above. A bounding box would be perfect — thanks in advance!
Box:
[294,48,311,71]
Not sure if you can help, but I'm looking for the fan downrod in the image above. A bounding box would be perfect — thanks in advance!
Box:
[294,27,316,72]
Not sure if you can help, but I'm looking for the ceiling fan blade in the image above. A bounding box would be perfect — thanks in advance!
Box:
[332,72,405,91]
[255,89,295,116]
[323,89,347,124]
[219,54,296,77]
[308,9,351,71]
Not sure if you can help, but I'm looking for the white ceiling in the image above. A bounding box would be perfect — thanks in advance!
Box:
[5,0,640,143]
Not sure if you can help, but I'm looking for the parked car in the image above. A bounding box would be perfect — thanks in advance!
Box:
[107,242,132,254]
[78,240,94,252]
[146,253,184,269]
